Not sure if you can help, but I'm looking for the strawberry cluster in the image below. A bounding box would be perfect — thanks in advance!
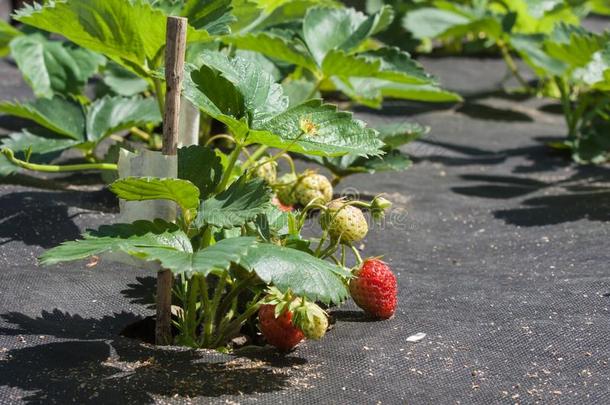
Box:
[252,157,399,351]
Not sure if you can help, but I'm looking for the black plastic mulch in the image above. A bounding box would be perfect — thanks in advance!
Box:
[1,52,609,404]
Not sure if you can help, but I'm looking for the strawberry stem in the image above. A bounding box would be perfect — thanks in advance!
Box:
[350,244,363,265]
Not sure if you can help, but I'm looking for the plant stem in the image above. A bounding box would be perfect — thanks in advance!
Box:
[314,232,328,257]
[153,77,165,115]
[239,11,270,34]
[307,78,323,99]
[216,273,255,325]
[215,143,242,193]
[185,277,199,342]
[2,148,117,172]
[214,300,262,347]
[200,225,212,249]
[497,39,529,90]
[278,153,296,174]
[205,134,235,146]
[350,243,363,264]
[130,127,151,141]
[198,276,213,346]
[555,77,576,140]
[248,131,308,174]
[242,145,269,170]
[199,113,213,145]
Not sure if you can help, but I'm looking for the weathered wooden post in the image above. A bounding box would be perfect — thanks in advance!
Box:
[156,15,187,345]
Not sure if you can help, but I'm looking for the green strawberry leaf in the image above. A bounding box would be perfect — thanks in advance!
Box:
[360,47,433,85]
[240,243,350,304]
[1,128,80,156]
[0,20,21,57]
[200,51,288,127]
[402,8,471,39]
[0,97,85,140]
[102,62,150,96]
[39,219,191,265]
[321,49,381,79]
[182,0,235,35]
[183,57,384,157]
[182,63,246,134]
[378,81,463,102]
[254,205,290,240]
[15,0,210,78]
[334,77,461,107]
[196,176,272,229]
[510,34,566,77]
[282,79,318,107]
[223,32,317,72]
[248,99,384,157]
[178,145,223,199]
[545,24,608,68]
[130,236,257,277]
[307,148,412,176]
[85,95,161,142]
[110,177,200,212]
[10,33,106,98]
[375,120,428,148]
[303,6,389,64]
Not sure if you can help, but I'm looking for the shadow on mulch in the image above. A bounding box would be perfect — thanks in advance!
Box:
[329,310,379,323]
[494,190,610,226]
[121,276,157,310]
[0,189,117,248]
[456,102,534,122]
[0,310,306,403]
[451,170,610,226]
[411,136,571,172]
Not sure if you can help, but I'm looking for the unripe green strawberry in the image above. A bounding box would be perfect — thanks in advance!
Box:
[294,172,333,206]
[293,301,329,340]
[276,173,298,205]
[320,200,368,243]
[254,158,277,184]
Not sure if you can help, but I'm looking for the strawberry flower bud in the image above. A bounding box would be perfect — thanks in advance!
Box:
[370,196,392,220]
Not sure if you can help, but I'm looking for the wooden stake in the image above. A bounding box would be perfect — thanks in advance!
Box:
[156,15,187,346]
[162,16,187,156]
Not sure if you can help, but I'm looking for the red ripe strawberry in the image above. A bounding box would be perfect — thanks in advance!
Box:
[258,304,304,351]
[349,259,397,319]
[272,196,294,212]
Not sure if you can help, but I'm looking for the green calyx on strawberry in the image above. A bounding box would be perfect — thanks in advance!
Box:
[258,287,305,351]
[294,171,333,206]
[320,199,368,243]
[275,172,298,206]
[350,258,397,319]
[253,158,278,184]
[292,299,329,340]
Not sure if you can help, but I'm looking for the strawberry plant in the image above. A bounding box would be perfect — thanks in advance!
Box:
[40,145,397,349]
[0,0,222,176]
[38,30,399,349]
[398,1,610,162]
[224,5,461,108]
[514,24,610,162]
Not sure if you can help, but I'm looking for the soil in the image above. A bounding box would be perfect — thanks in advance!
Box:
[1,24,610,405]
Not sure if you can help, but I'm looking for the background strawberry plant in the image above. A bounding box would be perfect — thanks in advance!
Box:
[0,0,459,185]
